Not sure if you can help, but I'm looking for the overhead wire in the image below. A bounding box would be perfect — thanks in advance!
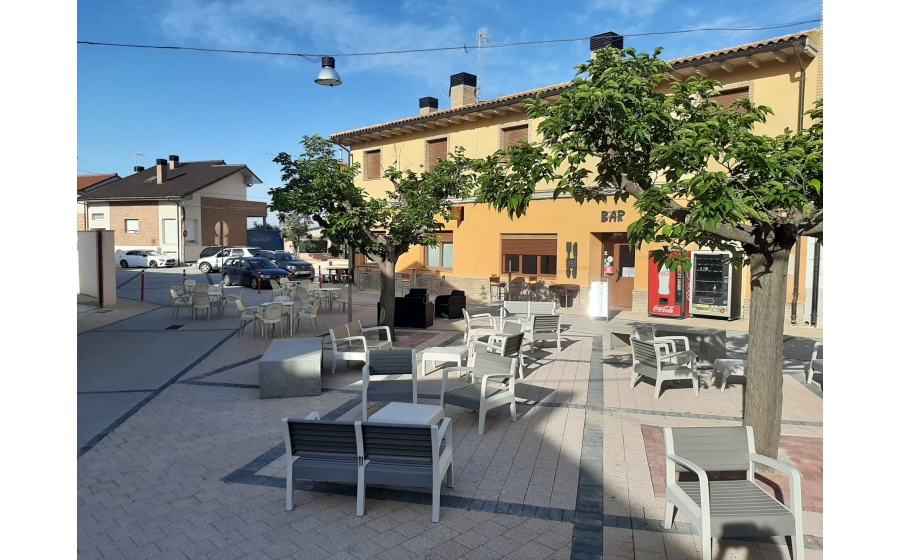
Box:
[77,19,820,60]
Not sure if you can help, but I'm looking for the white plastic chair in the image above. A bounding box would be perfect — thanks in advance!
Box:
[663,426,804,560]
[440,352,518,436]
[169,288,191,319]
[236,299,260,336]
[168,282,185,297]
[191,292,213,321]
[523,314,562,354]
[184,279,196,294]
[294,298,321,334]
[806,342,823,385]
[255,303,284,340]
[221,290,243,317]
[462,308,497,344]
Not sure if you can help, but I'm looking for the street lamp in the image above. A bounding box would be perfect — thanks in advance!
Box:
[315,56,342,86]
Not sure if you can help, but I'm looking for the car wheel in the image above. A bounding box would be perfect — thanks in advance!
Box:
[199,262,212,273]
[149,261,158,268]
[120,260,128,268]
[223,274,232,286]
[251,277,259,290]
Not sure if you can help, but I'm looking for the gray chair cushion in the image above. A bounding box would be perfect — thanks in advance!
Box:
[677,480,796,538]
[443,384,510,410]
[811,359,823,373]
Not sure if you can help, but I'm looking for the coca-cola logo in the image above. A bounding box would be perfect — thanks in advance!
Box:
[652,305,675,314]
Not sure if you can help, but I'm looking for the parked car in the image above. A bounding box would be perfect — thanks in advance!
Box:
[222,257,289,289]
[119,250,176,268]
[199,246,226,259]
[197,246,262,273]
[257,250,315,277]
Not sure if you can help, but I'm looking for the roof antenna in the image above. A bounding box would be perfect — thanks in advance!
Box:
[134,152,144,168]
[476,27,491,101]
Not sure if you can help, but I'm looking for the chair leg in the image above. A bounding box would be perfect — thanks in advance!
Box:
[285,473,293,511]
[701,536,712,560]
[693,374,700,397]
[630,371,641,388]
[509,400,517,422]
[654,379,663,399]
[663,500,676,529]
[356,466,366,517]
[790,533,805,560]
[477,407,486,436]
[432,477,441,523]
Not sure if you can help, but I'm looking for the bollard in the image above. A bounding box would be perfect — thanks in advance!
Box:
[318,266,323,288]
[183,268,186,285]
[258,269,262,294]
[141,270,145,301]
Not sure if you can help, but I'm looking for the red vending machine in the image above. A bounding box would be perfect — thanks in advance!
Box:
[647,252,690,318]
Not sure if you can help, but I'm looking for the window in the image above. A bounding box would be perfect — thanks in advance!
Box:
[714,87,750,109]
[91,213,104,221]
[501,234,558,277]
[364,150,381,180]
[125,219,140,233]
[501,124,529,150]
[426,138,447,171]
[424,232,453,268]
[185,219,198,244]
[162,219,177,244]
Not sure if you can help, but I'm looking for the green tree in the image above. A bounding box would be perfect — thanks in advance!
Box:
[277,211,311,250]
[250,220,280,230]
[474,47,823,459]
[271,134,476,333]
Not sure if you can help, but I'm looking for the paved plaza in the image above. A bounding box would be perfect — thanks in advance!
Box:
[77,268,823,559]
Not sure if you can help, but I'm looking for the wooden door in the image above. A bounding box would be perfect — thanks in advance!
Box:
[613,244,635,309]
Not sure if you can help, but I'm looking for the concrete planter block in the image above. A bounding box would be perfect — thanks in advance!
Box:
[259,338,323,399]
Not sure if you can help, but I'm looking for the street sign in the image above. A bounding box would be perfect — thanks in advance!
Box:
[215,221,229,247]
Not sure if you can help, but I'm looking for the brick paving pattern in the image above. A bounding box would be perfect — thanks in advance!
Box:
[79,274,823,559]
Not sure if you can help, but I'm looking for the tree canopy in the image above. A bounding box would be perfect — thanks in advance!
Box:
[473,46,823,458]
[270,134,477,330]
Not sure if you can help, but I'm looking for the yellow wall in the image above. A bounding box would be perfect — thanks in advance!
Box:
[344,31,821,307]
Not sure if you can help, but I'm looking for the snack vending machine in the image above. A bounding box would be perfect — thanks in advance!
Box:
[689,251,742,320]
[647,252,690,318]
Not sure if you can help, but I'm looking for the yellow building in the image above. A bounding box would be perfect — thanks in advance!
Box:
[330,29,823,327]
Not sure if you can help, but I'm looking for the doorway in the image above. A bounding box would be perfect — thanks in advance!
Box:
[600,232,635,309]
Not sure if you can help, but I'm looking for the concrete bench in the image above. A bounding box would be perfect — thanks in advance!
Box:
[604,320,726,365]
[259,338,323,398]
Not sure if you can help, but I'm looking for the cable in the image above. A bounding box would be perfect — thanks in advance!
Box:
[77,19,820,60]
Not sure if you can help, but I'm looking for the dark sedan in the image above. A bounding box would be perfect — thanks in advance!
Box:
[258,250,315,278]
[222,257,289,290]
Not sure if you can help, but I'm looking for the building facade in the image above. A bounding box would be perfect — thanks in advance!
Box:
[329,29,823,327]
[77,156,268,264]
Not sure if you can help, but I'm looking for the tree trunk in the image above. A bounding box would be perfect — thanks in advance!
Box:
[378,258,397,339]
[743,248,791,460]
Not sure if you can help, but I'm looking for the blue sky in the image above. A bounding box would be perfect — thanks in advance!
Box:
[77,0,822,224]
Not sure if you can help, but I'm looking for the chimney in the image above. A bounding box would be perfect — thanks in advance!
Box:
[168,154,180,169]
[419,96,439,115]
[590,32,624,56]
[156,159,168,184]
[450,72,477,108]
[134,166,145,173]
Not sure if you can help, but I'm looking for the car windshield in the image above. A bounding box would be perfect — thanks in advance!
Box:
[146,251,163,256]
[246,258,277,269]
[279,253,302,261]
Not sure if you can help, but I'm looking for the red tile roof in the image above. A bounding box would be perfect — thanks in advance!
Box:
[77,174,119,191]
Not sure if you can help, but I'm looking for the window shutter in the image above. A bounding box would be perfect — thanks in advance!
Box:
[501,234,557,255]
[365,150,381,179]
[715,87,749,108]
[501,125,529,149]
[427,138,447,171]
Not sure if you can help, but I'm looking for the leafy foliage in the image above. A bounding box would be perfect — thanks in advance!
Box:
[276,211,311,249]
[271,134,477,263]
[474,47,823,269]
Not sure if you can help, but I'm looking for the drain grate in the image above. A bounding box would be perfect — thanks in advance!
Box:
[91,309,114,314]
[165,325,184,330]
